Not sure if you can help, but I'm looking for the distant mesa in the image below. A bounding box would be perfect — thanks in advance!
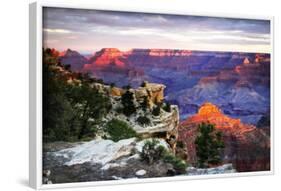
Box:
[59,49,88,72]
[182,102,242,130]
[85,48,125,69]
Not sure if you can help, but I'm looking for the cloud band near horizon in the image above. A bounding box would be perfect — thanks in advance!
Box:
[43,7,271,54]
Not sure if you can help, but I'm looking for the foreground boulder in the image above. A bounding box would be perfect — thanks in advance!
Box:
[43,138,174,183]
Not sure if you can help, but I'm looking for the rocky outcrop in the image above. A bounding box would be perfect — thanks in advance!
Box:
[178,102,270,172]
[135,105,179,152]
[92,81,165,108]
[91,81,179,151]
[134,81,165,108]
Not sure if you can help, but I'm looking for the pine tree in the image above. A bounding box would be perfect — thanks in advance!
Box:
[140,95,149,111]
[195,123,224,168]
[121,90,136,116]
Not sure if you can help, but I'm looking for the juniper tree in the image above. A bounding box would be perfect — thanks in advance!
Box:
[195,123,224,168]
[121,90,136,116]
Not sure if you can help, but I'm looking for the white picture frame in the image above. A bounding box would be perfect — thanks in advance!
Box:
[29,1,274,189]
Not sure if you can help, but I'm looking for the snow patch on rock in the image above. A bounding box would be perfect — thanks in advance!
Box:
[53,137,170,170]
[54,138,136,166]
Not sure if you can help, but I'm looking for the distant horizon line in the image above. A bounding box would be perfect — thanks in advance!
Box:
[44,46,271,55]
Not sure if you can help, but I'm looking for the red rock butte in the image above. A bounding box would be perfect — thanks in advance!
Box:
[198,102,221,115]
[183,102,243,130]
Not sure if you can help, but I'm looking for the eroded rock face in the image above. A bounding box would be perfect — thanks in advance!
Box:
[90,82,179,151]
[178,102,270,172]
[136,105,180,152]
[92,82,165,109]
[134,81,166,108]
[59,49,88,72]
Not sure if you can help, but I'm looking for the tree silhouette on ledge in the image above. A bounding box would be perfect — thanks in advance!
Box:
[195,123,224,168]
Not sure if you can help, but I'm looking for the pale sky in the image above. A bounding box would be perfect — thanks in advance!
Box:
[43,7,271,54]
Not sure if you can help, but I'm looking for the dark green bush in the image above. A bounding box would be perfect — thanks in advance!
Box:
[163,102,172,112]
[122,84,132,90]
[141,139,166,164]
[140,139,187,173]
[163,153,187,173]
[257,115,270,128]
[105,119,137,142]
[152,105,161,116]
[140,96,149,111]
[141,81,147,87]
[115,106,123,114]
[137,116,151,126]
[110,83,115,88]
[177,140,185,149]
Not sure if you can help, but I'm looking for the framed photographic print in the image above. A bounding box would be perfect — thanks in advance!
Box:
[29,1,274,189]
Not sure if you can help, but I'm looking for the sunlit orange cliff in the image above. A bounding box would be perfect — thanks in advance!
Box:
[179,102,270,172]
